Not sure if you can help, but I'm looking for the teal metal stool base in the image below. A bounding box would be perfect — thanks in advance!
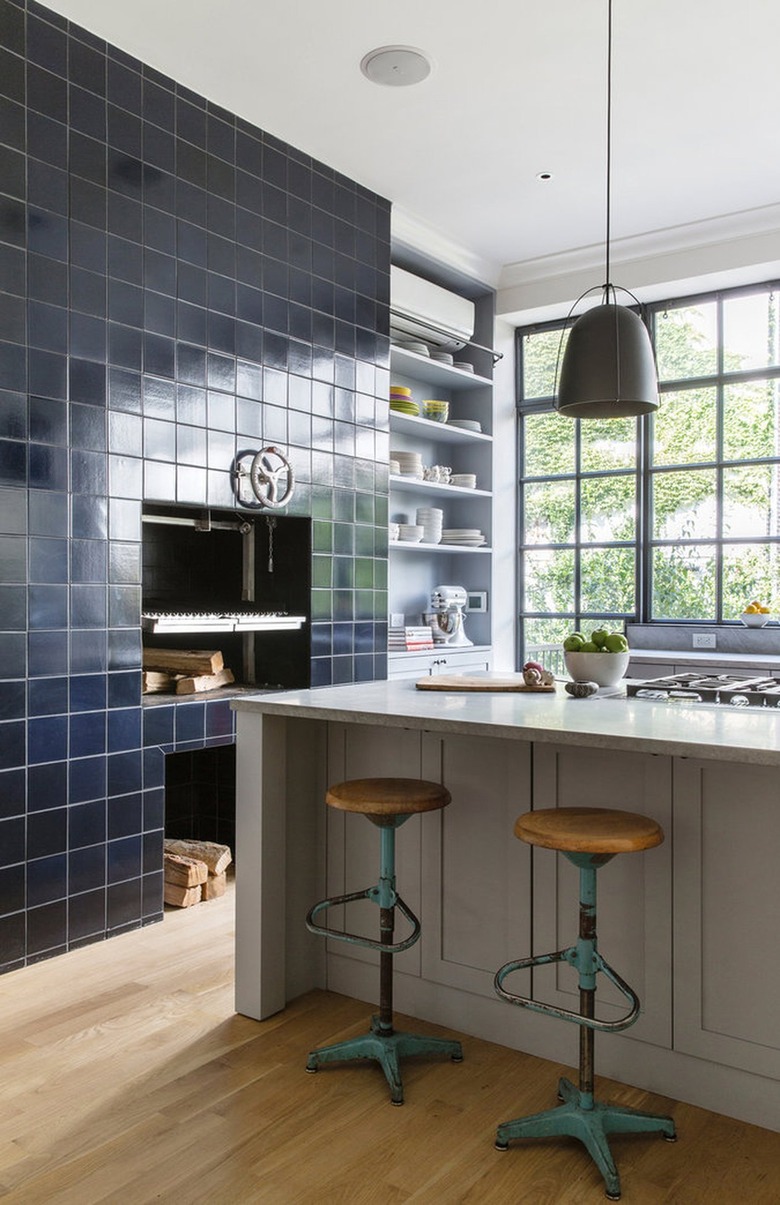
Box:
[306,1014,463,1106]
[496,1075,676,1200]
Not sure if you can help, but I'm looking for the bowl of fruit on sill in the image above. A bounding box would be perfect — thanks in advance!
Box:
[740,602,771,628]
[563,629,630,688]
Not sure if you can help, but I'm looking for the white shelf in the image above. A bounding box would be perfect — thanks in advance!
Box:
[389,474,491,499]
[390,541,492,554]
[389,412,491,443]
[390,346,492,391]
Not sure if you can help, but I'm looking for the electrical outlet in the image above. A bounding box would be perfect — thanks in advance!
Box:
[693,632,717,649]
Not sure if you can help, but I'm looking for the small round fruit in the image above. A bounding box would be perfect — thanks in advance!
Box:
[591,629,609,648]
[604,633,628,653]
[563,635,584,652]
[580,641,599,652]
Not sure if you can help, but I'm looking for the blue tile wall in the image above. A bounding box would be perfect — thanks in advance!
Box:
[0,0,391,973]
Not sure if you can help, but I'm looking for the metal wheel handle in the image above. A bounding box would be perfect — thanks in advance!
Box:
[249,446,295,509]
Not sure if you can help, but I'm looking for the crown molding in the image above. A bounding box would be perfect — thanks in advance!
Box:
[391,207,501,292]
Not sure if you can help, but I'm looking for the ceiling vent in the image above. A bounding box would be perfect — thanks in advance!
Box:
[390,266,475,352]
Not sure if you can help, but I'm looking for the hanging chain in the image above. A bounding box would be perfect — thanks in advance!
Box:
[266,515,277,573]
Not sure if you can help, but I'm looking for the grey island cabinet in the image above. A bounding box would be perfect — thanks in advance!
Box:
[231,680,780,1132]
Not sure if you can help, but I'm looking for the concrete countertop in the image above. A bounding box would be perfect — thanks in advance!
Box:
[233,677,780,767]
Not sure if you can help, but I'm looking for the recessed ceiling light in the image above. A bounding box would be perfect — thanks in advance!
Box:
[536,172,553,181]
[360,45,433,87]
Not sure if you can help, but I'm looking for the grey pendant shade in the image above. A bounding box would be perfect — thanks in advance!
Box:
[556,302,658,419]
[554,0,659,420]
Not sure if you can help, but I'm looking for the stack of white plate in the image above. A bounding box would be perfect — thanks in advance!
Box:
[390,450,424,479]
[454,361,474,373]
[441,528,486,547]
[430,351,454,365]
[415,507,443,544]
[394,339,430,357]
[388,522,400,541]
[398,524,424,543]
[447,419,482,433]
[450,473,477,489]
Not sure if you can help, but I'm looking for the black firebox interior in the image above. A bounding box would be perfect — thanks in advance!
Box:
[142,504,311,689]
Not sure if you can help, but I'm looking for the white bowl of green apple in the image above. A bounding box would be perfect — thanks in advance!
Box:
[563,629,630,688]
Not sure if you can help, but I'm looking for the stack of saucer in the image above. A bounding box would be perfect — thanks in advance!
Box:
[390,449,424,479]
[450,473,477,489]
[447,418,482,433]
[390,385,419,416]
[394,339,430,356]
[415,507,443,544]
[441,528,486,547]
[398,523,424,543]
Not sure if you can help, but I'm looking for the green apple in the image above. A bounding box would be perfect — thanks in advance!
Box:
[605,633,628,653]
[579,641,599,652]
[563,634,584,651]
[591,629,609,648]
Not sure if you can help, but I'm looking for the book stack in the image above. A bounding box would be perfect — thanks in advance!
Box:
[388,624,434,652]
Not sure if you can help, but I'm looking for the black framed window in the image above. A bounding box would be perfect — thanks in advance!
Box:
[517,281,780,663]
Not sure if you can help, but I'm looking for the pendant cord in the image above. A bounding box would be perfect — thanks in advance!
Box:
[604,0,612,301]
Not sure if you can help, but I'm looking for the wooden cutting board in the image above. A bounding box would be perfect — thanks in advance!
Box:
[416,673,555,693]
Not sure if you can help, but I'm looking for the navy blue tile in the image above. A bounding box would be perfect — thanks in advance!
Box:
[108,792,142,840]
[143,705,174,748]
[28,676,67,717]
[0,911,25,968]
[107,627,141,671]
[71,538,107,583]
[0,816,24,867]
[70,674,107,713]
[28,584,68,630]
[71,494,107,538]
[143,745,164,790]
[69,755,107,805]
[28,714,68,765]
[107,706,141,752]
[0,863,25,917]
[107,749,142,795]
[0,588,27,635]
[70,630,107,674]
[0,680,25,722]
[174,702,205,745]
[69,843,106,894]
[69,710,106,758]
[27,807,67,859]
[28,630,68,677]
[108,834,141,883]
[68,887,106,940]
[27,853,66,908]
[142,870,163,918]
[0,390,26,442]
[28,443,68,490]
[27,898,67,954]
[143,788,164,833]
[0,720,25,771]
[107,876,141,930]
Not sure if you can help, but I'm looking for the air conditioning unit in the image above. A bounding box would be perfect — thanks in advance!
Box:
[390,266,475,352]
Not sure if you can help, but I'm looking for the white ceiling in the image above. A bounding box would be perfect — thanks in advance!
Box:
[44,0,780,290]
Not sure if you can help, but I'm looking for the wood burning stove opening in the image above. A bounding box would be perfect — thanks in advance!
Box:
[142,503,311,691]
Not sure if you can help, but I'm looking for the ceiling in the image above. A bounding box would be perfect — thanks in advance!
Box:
[44,0,780,290]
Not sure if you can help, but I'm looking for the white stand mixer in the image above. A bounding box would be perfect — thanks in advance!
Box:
[424,585,473,647]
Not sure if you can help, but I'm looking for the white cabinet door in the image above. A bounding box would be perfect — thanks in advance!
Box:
[388,647,492,680]
[324,723,424,978]
[419,732,532,998]
[673,757,780,1078]
[530,744,673,1049]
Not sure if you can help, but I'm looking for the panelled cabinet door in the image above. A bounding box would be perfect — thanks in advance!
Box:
[324,723,424,977]
[419,732,532,998]
[531,744,673,1049]
[673,757,780,1078]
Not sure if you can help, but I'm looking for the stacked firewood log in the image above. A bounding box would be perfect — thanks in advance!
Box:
[142,649,234,695]
[163,838,233,907]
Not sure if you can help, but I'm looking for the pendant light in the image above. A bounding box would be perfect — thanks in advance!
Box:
[556,0,658,419]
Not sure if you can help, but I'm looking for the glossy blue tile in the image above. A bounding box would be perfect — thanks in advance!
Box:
[70,585,107,628]
[174,702,205,745]
[70,674,107,713]
[69,710,106,758]
[143,705,174,749]
[26,897,67,954]
[0,862,25,916]
[71,222,108,277]
[68,887,106,939]
[28,714,68,765]
[27,806,67,859]
[28,676,67,717]
[69,843,106,893]
[28,630,68,677]
[27,853,66,908]
[107,876,141,930]
[27,760,67,812]
[0,768,26,821]
[107,749,142,795]
[70,630,107,674]
[69,755,107,806]
[107,706,141,752]
[107,834,141,884]
[108,792,142,840]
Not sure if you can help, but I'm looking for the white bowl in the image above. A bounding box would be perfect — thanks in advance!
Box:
[564,650,630,688]
[740,612,769,627]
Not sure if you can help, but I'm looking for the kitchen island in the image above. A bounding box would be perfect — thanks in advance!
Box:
[232,679,780,1131]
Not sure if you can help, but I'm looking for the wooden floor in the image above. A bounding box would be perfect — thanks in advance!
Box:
[1,887,778,1205]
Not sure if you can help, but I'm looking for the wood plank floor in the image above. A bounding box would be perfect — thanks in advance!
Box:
[1,885,778,1204]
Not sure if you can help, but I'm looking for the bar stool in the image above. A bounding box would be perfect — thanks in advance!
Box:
[494,807,676,1200]
[305,777,463,1104]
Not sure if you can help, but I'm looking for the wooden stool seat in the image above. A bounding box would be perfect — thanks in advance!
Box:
[326,777,451,818]
[514,807,664,855]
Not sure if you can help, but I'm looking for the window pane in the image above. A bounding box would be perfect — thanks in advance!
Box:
[580,547,635,614]
[524,548,574,612]
[723,378,780,462]
[723,464,780,537]
[652,546,716,620]
[655,302,717,382]
[523,617,571,673]
[580,475,636,542]
[651,387,717,466]
[523,480,576,544]
[523,411,575,477]
[722,543,778,618]
[723,292,780,371]
[652,469,717,539]
[580,417,636,472]
[523,328,569,399]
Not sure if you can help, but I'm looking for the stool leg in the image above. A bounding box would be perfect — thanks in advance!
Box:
[307,820,463,1104]
[496,862,675,1199]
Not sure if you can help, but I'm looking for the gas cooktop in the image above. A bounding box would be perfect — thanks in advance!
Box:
[627,672,780,708]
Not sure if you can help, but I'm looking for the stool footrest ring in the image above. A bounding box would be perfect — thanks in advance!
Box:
[494,946,641,1033]
[306,888,421,955]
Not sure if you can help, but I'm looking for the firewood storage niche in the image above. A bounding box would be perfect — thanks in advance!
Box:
[142,504,312,693]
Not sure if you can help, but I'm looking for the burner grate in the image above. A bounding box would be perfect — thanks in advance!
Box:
[627,672,780,707]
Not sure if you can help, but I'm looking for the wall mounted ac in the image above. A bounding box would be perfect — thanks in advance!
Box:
[390,266,475,352]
